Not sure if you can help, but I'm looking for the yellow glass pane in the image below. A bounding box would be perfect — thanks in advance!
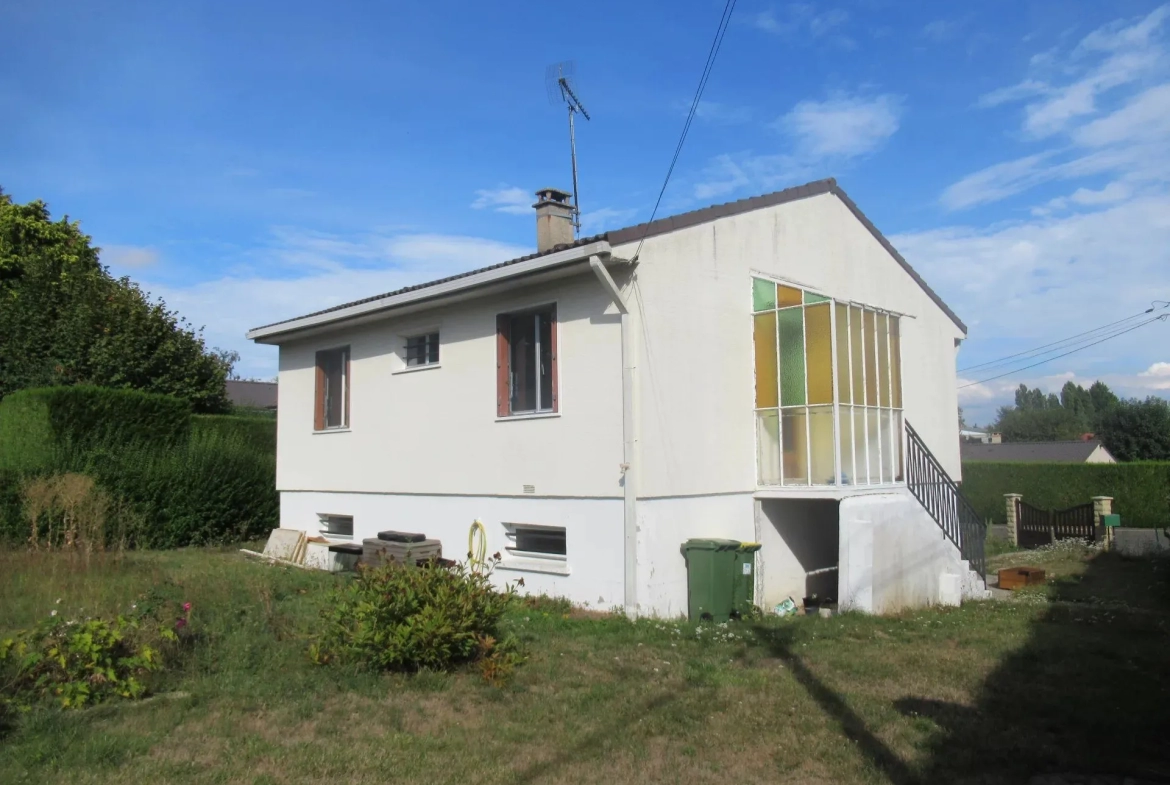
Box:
[863,310,877,406]
[867,407,882,483]
[850,305,864,404]
[838,405,854,485]
[781,408,808,486]
[752,278,776,312]
[753,312,778,408]
[835,303,851,405]
[877,313,891,408]
[890,316,903,409]
[805,304,833,405]
[853,407,868,484]
[777,284,802,308]
[756,410,781,485]
[808,405,835,485]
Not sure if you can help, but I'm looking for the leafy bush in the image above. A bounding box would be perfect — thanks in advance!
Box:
[0,468,21,543]
[0,386,190,471]
[311,558,520,676]
[962,461,1170,528]
[192,414,276,455]
[0,605,188,710]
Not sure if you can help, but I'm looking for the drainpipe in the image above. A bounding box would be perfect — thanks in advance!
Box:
[589,255,638,616]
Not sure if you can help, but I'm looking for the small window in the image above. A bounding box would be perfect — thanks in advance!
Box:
[496,306,557,416]
[319,514,353,538]
[506,524,566,557]
[314,346,349,430]
[404,332,440,367]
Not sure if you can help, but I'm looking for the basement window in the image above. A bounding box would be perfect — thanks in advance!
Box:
[499,523,569,576]
[318,514,354,539]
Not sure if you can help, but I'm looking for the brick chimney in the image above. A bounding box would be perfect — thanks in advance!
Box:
[534,188,574,253]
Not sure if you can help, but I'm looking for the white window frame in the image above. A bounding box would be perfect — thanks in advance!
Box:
[317,513,354,540]
[497,522,570,576]
[403,331,440,368]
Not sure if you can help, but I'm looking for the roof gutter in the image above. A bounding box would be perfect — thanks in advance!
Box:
[247,240,613,343]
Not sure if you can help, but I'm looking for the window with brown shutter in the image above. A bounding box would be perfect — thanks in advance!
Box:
[314,346,350,430]
[496,305,557,416]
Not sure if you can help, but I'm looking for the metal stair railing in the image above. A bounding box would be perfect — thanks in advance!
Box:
[904,420,987,578]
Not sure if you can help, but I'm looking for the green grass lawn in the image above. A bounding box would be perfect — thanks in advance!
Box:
[1,543,1167,784]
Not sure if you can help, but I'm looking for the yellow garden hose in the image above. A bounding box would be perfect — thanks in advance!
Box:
[468,519,488,571]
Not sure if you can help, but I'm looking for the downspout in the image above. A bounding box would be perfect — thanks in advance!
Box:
[589,255,638,616]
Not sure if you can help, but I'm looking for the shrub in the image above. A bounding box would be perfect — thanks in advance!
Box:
[310,558,519,675]
[0,468,21,543]
[192,414,276,455]
[0,386,190,471]
[962,461,1170,528]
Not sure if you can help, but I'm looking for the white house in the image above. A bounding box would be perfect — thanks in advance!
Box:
[247,179,986,616]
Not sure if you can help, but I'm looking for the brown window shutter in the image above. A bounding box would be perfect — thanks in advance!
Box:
[496,314,510,417]
[343,349,351,428]
[313,351,325,431]
[549,305,558,413]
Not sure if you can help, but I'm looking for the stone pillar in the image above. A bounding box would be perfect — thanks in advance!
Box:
[1004,494,1022,547]
[1092,496,1113,548]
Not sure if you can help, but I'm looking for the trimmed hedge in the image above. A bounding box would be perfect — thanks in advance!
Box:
[192,414,276,455]
[962,461,1170,529]
[0,386,190,470]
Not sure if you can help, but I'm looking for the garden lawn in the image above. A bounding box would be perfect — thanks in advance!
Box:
[1,544,1167,784]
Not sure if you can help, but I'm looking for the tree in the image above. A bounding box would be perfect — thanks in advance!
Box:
[1097,397,1170,461]
[0,189,230,413]
[995,406,1086,442]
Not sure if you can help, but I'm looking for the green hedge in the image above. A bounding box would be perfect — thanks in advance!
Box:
[0,386,190,470]
[962,461,1170,529]
[192,414,276,455]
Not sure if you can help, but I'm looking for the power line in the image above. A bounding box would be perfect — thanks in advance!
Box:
[958,302,1167,373]
[958,313,1169,389]
[632,0,737,262]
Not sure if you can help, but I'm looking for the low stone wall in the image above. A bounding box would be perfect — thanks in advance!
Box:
[987,524,1010,541]
[1112,527,1170,557]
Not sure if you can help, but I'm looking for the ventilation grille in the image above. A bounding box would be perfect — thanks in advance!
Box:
[522,485,536,495]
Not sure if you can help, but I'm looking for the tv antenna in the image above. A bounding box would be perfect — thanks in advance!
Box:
[546,61,590,237]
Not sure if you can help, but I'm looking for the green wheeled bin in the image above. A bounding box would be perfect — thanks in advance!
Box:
[681,539,740,622]
[731,542,762,618]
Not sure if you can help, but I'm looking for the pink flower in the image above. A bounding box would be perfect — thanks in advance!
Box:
[175,617,187,629]
[182,602,191,612]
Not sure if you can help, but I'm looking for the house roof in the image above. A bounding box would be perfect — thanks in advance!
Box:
[960,440,1112,463]
[225,380,278,409]
[248,178,965,339]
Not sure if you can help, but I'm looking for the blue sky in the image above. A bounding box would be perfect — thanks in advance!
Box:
[2,0,1168,424]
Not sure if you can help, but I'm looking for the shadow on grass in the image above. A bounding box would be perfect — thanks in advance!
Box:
[901,552,1170,782]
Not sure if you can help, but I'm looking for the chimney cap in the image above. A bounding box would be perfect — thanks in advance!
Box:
[534,187,572,206]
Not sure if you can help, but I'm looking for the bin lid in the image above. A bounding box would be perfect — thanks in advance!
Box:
[738,542,762,553]
[683,538,741,551]
[1102,513,1121,527]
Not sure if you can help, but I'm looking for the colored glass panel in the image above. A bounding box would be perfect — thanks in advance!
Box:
[777,284,802,308]
[778,308,806,406]
[756,410,781,485]
[835,303,851,405]
[850,305,864,404]
[877,313,891,408]
[853,407,868,484]
[808,405,835,485]
[805,303,833,404]
[867,407,882,483]
[838,405,854,485]
[781,408,808,486]
[890,316,903,409]
[804,292,830,304]
[753,312,779,408]
[752,278,776,312]
[863,310,877,406]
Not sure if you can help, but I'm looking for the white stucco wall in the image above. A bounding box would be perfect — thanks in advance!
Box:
[838,489,965,614]
[613,191,965,499]
[275,273,625,499]
[280,491,625,608]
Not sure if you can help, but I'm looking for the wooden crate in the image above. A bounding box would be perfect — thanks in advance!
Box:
[997,566,1046,590]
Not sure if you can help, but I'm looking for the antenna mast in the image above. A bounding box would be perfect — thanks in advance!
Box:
[547,62,591,237]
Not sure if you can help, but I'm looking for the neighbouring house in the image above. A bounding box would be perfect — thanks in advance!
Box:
[246,179,985,616]
[961,439,1117,464]
[225,380,278,410]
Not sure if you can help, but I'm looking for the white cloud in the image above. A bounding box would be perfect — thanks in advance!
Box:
[471,185,531,215]
[1069,181,1131,205]
[753,5,853,48]
[102,244,160,269]
[142,229,529,378]
[1140,361,1170,378]
[780,94,902,158]
[580,207,638,234]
